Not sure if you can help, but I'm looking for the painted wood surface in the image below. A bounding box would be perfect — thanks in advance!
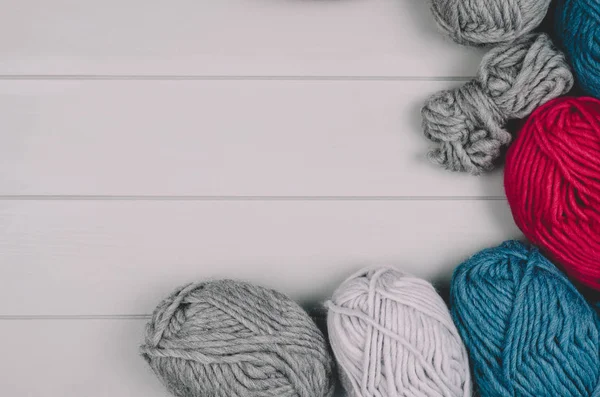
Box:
[0,1,517,396]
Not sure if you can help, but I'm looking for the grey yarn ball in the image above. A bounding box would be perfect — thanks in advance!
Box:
[431,0,552,46]
[140,280,335,397]
[421,33,573,174]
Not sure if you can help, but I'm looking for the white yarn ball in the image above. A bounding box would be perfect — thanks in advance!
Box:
[326,267,471,397]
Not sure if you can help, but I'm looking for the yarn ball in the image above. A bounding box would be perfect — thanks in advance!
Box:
[422,33,573,174]
[505,96,600,290]
[140,280,335,397]
[555,0,600,98]
[327,267,471,397]
[451,240,600,396]
[431,0,552,46]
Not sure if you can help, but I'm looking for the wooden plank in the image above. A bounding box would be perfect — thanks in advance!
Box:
[0,319,349,397]
[0,200,521,316]
[0,319,171,397]
[0,0,483,76]
[0,80,504,197]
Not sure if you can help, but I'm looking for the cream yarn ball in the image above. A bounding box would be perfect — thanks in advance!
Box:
[327,267,471,397]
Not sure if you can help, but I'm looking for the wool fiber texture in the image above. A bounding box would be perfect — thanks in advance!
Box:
[422,33,573,174]
[140,280,335,397]
[327,267,471,397]
[555,0,600,98]
[431,0,551,46]
[451,241,600,396]
[505,96,600,291]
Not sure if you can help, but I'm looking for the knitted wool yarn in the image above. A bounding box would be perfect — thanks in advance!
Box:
[505,97,600,290]
[327,267,471,397]
[422,33,573,174]
[451,241,600,396]
[555,0,600,98]
[140,280,335,397]
[431,0,551,46]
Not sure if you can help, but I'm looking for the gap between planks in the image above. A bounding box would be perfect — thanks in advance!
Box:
[0,195,506,201]
[0,315,151,320]
[0,314,330,320]
[0,75,473,81]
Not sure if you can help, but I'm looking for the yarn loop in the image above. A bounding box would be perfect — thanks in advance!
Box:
[141,280,335,397]
[422,33,573,174]
[431,0,551,46]
[327,267,471,397]
[451,241,600,396]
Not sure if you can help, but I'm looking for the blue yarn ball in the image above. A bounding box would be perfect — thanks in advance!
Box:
[555,0,600,97]
[451,240,600,396]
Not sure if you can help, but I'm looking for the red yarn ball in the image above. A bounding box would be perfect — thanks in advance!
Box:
[505,97,600,290]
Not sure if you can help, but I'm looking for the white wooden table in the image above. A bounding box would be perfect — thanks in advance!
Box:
[0,1,520,395]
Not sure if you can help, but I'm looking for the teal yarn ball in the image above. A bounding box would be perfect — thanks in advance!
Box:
[555,0,600,97]
[451,241,600,396]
